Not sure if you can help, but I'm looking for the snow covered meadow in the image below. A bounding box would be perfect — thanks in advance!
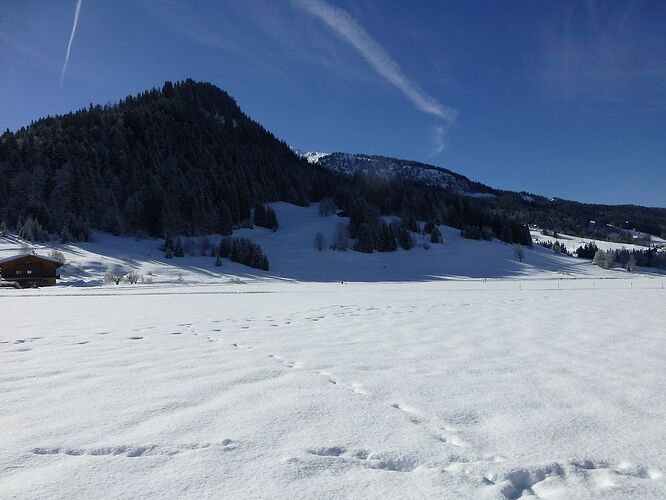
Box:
[1,203,665,499]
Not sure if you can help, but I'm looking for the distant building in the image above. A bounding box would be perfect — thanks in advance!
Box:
[0,254,64,288]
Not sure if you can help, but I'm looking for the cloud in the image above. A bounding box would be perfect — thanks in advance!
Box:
[430,123,448,157]
[60,0,82,87]
[294,0,457,125]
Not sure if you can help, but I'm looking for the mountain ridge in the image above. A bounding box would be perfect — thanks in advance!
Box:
[297,150,666,239]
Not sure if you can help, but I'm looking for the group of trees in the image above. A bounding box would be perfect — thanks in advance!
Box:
[218,237,269,271]
[593,247,665,271]
[574,242,599,259]
[160,233,270,271]
[253,204,278,230]
[315,217,445,254]
[538,240,571,256]
[345,198,446,253]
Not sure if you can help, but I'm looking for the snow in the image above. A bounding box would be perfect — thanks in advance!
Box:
[1,203,665,498]
[1,278,665,498]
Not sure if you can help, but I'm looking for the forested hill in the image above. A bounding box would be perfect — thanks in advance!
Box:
[0,79,533,246]
[9,80,666,249]
[0,79,329,239]
[3,79,661,250]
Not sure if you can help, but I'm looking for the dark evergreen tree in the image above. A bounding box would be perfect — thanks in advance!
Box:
[375,221,397,252]
[174,238,184,257]
[353,223,374,253]
[430,226,443,244]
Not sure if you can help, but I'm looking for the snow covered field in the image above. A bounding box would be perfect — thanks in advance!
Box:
[1,203,665,498]
[1,278,665,499]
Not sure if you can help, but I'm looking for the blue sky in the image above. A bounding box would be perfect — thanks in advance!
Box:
[1,0,665,206]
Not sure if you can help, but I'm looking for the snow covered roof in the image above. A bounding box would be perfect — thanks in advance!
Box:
[0,254,64,267]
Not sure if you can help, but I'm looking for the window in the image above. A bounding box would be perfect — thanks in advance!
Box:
[15,270,23,275]
[26,270,32,275]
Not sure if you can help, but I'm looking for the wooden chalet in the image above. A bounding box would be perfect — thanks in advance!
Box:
[0,254,64,288]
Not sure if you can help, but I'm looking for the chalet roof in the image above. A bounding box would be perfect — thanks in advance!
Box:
[0,254,64,267]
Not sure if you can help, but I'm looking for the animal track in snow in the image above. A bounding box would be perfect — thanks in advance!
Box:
[318,371,370,395]
[391,403,424,424]
[268,354,301,369]
[14,338,39,345]
[390,402,473,451]
[231,343,254,351]
[308,446,346,457]
[304,446,419,473]
[492,460,663,499]
[30,440,236,459]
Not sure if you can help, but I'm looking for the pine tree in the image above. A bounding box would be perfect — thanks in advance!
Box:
[174,238,184,257]
[391,221,412,250]
[375,221,396,252]
[627,254,637,272]
[430,226,442,244]
[353,223,374,253]
[218,202,233,236]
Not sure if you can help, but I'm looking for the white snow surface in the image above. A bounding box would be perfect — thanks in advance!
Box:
[1,279,665,498]
[1,203,665,498]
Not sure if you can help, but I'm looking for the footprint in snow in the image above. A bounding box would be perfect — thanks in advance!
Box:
[304,447,418,473]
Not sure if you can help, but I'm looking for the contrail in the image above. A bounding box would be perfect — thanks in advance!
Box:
[60,0,82,87]
[294,0,457,125]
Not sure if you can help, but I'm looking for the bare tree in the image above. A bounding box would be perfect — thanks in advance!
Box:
[49,249,66,264]
[104,270,127,285]
[126,271,141,285]
[514,245,525,262]
[330,222,349,251]
[314,232,326,251]
[627,254,637,272]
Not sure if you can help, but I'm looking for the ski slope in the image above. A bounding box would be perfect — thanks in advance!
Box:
[1,279,665,498]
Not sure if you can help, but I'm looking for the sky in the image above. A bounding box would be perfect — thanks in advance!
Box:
[1,0,665,207]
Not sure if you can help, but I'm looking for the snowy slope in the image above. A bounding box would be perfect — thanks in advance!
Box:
[530,228,660,254]
[1,278,665,498]
[0,203,645,287]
